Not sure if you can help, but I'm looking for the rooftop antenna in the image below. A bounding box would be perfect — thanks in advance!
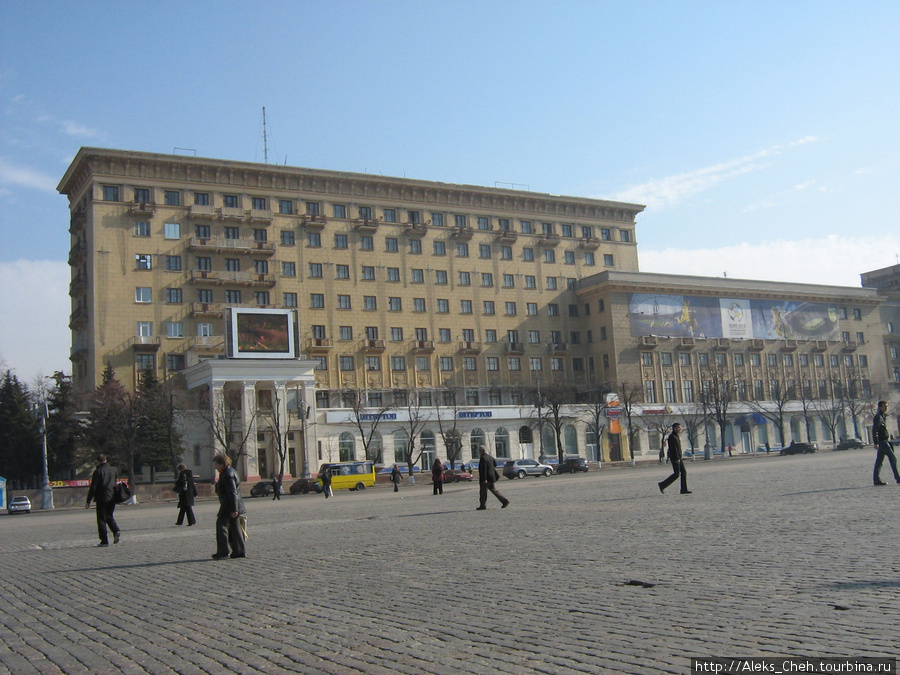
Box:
[262,106,268,165]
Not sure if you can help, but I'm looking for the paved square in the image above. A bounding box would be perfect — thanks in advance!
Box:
[1,449,897,674]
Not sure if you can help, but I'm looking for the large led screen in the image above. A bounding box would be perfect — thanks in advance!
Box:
[227,308,297,359]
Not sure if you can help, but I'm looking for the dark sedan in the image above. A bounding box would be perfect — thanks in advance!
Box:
[249,481,278,497]
[835,438,864,451]
[780,441,817,455]
[557,456,589,473]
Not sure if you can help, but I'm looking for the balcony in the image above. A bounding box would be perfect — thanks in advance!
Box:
[69,209,86,234]
[404,222,428,237]
[220,206,245,221]
[505,342,525,354]
[302,214,328,230]
[841,341,858,352]
[188,236,275,255]
[307,337,333,353]
[69,306,87,330]
[68,241,86,265]
[128,200,157,216]
[70,340,88,360]
[641,335,658,348]
[459,341,482,355]
[363,339,385,353]
[354,218,379,233]
[451,226,474,240]
[749,339,765,351]
[189,204,217,219]
[579,237,600,250]
[132,336,161,352]
[676,337,695,350]
[412,340,435,353]
[185,335,225,352]
[780,340,798,352]
[538,233,560,247]
[496,229,518,244]
[249,208,273,223]
[548,343,568,355]
[713,338,731,350]
[190,302,225,317]
[812,340,828,352]
[69,271,87,296]
[190,270,275,286]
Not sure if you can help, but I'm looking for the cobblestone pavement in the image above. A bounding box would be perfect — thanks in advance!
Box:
[1,450,898,674]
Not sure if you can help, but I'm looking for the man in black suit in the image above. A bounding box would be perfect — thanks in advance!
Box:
[477,446,509,510]
[872,400,898,486]
[658,423,691,495]
[85,454,122,546]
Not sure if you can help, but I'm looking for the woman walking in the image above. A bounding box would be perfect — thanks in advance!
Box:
[174,463,197,526]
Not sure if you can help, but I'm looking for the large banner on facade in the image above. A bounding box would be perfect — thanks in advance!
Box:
[628,293,840,341]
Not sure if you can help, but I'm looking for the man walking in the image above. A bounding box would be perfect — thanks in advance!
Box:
[477,446,509,510]
[872,400,898,486]
[658,423,691,495]
[85,454,121,546]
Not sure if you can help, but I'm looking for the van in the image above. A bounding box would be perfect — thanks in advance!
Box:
[315,461,376,492]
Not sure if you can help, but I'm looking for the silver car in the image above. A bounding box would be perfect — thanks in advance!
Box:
[8,496,32,514]
[503,459,555,479]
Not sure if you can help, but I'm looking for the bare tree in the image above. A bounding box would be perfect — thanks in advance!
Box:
[618,380,643,463]
[683,398,711,456]
[813,376,846,444]
[196,385,257,479]
[796,379,819,444]
[578,385,611,463]
[257,387,295,487]
[343,387,394,463]
[528,379,578,462]
[699,362,736,454]
[644,412,677,461]
[398,390,427,483]
[745,379,795,448]
[434,387,465,468]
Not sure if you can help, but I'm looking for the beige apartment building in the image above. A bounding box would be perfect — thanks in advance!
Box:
[58,147,643,478]
[58,148,894,479]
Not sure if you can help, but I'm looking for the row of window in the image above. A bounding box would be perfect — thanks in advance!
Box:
[313,354,592,373]
[643,377,872,405]
[134,222,615,266]
[108,185,632,240]
[641,350,868,368]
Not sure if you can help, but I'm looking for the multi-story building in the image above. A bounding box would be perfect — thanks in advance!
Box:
[58,148,891,480]
[58,147,643,478]
[577,270,888,454]
[861,264,900,435]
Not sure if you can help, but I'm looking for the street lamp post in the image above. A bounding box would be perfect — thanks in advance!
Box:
[536,379,546,463]
[34,402,54,510]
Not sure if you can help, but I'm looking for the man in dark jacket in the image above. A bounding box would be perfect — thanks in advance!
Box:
[658,423,691,494]
[213,453,246,559]
[477,446,509,510]
[85,454,121,546]
[872,401,898,486]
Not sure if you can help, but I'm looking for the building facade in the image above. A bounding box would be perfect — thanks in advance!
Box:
[58,148,893,479]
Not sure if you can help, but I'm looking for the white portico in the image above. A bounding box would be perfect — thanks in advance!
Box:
[183,358,319,481]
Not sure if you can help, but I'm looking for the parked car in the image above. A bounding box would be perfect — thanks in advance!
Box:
[444,469,473,483]
[289,477,318,494]
[502,459,555,479]
[835,438,864,451]
[249,481,278,497]
[780,441,817,455]
[8,495,32,514]
[556,456,589,473]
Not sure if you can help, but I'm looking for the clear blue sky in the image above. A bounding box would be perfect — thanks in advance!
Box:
[2,0,900,381]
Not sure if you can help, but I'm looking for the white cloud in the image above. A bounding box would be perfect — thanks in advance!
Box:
[61,120,100,139]
[0,260,70,383]
[605,136,821,209]
[639,234,900,287]
[0,157,58,192]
